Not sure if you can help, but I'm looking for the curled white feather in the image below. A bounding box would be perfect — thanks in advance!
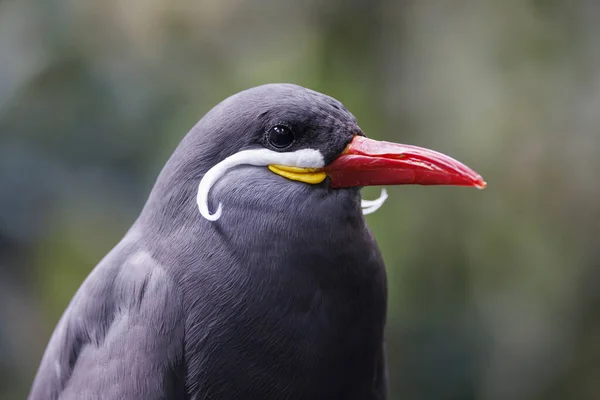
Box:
[361,188,388,215]
[197,148,325,221]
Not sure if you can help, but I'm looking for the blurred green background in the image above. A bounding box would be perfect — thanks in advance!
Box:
[2,0,600,398]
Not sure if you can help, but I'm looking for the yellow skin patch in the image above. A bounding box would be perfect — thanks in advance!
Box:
[268,165,327,184]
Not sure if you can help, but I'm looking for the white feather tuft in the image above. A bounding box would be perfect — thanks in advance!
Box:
[197,148,324,221]
[361,188,388,215]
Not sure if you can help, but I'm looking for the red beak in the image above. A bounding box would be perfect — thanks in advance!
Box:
[324,136,486,189]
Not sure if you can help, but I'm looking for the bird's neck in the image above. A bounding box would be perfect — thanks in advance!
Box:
[137,167,371,274]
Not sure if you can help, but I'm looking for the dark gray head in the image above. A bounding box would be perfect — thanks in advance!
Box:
[139,84,367,232]
[188,83,362,166]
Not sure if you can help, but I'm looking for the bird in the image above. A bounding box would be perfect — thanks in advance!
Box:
[29,83,485,400]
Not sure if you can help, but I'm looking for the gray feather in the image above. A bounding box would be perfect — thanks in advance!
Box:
[29,239,185,400]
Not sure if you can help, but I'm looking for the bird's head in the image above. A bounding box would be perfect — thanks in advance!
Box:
[150,84,485,224]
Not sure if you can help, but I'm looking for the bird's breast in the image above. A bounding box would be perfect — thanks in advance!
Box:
[169,184,387,398]
[180,222,387,399]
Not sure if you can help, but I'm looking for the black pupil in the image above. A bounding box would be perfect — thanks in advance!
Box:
[268,125,295,148]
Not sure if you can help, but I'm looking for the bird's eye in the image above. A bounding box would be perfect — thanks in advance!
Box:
[267,125,295,149]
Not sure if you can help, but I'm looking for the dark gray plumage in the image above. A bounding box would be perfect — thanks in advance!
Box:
[29,84,388,400]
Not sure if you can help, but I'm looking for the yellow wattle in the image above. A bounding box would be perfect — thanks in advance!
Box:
[268,165,327,185]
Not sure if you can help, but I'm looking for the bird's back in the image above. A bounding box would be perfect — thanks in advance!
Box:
[29,237,186,400]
